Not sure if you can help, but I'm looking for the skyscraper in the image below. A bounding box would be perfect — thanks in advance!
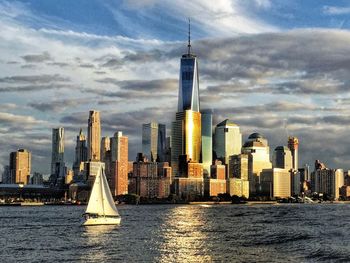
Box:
[171,25,202,176]
[9,149,31,185]
[51,127,65,177]
[101,136,110,162]
[178,21,200,113]
[110,131,128,196]
[142,122,166,162]
[214,119,242,166]
[201,109,213,177]
[242,133,272,196]
[288,136,299,170]
[73,129,87,177]
[88,110,101,161]
[273,146,293,170]
[171,21,204,199]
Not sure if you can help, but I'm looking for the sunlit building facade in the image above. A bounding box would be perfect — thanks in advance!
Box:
[312,168,343,200]
[242,133,272,196]
[201,109,213,177]
[171,110,201,176]
[261,168,291,199]
[214,120,242,164]
[9,149,31,185]
[110,131,128,196]
[88,110,101,161]
[288,136,299,170]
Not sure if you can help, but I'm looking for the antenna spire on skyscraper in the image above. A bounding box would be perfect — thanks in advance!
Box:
[188,18,191,55]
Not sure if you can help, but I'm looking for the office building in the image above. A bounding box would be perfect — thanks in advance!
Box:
[142,122,166,162]
[288,136,299,170]
[171,22,202,177]
[260,168,291,199]
[1,165,10,184]
[229,154,249,180]
[201,109,213,177]
[273,146,292,170]
[214,119,242,166]
[9,149,31,185]
[31,172,43,185]
[101,137,110,162]
[242,133,272,196]
[51,127,65,177]
[227,154,250,197]
[88,110,101,161]
[73,129,88,178]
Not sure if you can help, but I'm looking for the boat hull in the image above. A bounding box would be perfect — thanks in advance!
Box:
[83,216,121,226]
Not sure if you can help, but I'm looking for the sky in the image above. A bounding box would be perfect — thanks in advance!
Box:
[1,0,350,175]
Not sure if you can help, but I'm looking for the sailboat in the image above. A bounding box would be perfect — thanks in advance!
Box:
[83,165,121,226]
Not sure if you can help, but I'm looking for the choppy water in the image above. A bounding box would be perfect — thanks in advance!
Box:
[0,204,350,262]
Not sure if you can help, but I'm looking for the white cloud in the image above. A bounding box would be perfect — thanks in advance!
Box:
[323,5,350,15]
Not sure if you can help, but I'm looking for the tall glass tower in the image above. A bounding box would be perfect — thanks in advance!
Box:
[178,21,200,113]
[172,20,202,176]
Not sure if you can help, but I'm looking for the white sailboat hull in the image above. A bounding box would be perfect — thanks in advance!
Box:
[83,216,121,226]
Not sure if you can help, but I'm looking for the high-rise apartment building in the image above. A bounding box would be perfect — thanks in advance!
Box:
[9,149,31,185]
[88,110,101,161]
[142,122,166,162]
[51,127,65,176]
[110,131,128,196]
[311,164,344,200]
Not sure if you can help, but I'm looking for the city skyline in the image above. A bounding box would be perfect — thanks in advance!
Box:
[2,1,350,174]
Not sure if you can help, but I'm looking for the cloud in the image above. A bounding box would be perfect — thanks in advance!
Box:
[0,74,70,84]
[96,78,178,91]
[28,98,94,112]
[0,112,46,127]
[323,6,350,15]
[21,51,52,63]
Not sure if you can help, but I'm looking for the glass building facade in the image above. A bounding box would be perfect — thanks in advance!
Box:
[201,109,213,177]
[142,122,166,162]
[178,54,200,112]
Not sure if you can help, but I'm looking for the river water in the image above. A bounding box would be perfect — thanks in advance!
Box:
[0,204,349,262]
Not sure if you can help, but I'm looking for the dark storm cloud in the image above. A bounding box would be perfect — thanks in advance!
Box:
[21,51,52,63]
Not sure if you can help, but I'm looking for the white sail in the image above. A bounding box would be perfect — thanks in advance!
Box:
[100,167,119,216]
[85,168,104,215]
[85,165,119,217]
